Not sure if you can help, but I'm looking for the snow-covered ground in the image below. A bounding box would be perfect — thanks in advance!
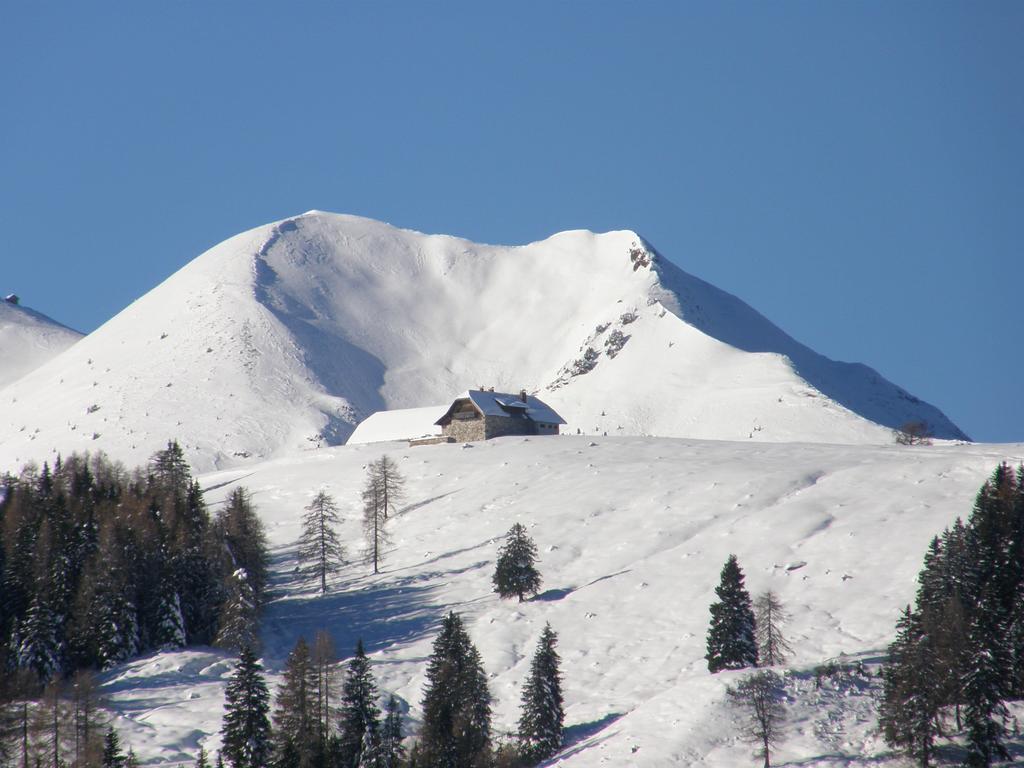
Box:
[0,298,82,389]
[0,212,965,476]
[97,434,1024,766]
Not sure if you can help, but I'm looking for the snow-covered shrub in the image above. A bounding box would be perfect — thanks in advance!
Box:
[604,330,629,358]
[570,347,600,376]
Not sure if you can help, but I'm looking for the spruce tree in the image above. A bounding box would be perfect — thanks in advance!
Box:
[298,491,345,593]
[963,587,1011,767]
[214,569,260,653]
[705,555,758,672]
[336,639,381,768]
[216,488,270,604]
[879,607,941,767]
[492,523,541,602]
[379,696,405,768]
[195,746,211,768]
[517,623,564,763]
[419,613,492,767]
[102,727,126,768]
[272,637,317,768]
[221,646,272,768]
[152,574,187,650]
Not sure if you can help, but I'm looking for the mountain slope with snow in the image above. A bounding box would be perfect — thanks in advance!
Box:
[0,212,966,474]
[0,298,82,389]
[98,435,1024,767]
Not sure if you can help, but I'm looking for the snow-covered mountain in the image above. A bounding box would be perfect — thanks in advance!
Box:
[0,297,82,390]
[101,435,1024,767]
[0,211,966,474]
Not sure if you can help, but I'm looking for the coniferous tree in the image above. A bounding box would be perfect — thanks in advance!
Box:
[298,492,345,593]
[517,623,564,763]
[152,573,187,650]
[336,640,381,768]
[222,646,272,768]
[361,478,392,576]
[879,607,941,767]
[379,696,405,768]
[216,489,270,604]
[311,630,339,756]
[753,591,792,667]
[963,587,1011,767]
[727,671,786,768]
[101,727,126,768]
[705,555,758,673]
[215,569,260,653]
[195,746,211,768]
[367,457,405,521]
[492,524,541,602]
[273,637,317,768]
[69,668,105,768]
[419,613,491,768]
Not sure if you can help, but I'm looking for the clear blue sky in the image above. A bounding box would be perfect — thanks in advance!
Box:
[2,2,1021,442]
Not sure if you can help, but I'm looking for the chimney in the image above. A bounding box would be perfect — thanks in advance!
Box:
[519,389,527,402]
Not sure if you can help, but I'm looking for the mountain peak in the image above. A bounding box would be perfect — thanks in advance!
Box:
[0,212,966,473]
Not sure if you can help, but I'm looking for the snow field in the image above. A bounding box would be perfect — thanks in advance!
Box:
[100,434,1024,766]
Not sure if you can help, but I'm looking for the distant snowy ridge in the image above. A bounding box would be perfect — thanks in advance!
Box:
[0,298,82,389]
[0,212,966,473]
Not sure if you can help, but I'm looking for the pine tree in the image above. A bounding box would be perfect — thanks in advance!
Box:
[705,555,758,672]
[272,637,318,768]
[336,640,381,768]
[379,696,405,768]
[221,646,272,768]
[102,727,125,768]
[361,477,392,576]
[152,574,187,650]
[963,587,1011,767]
[216,488,270,604]
[517,623,564,763]
[419,613,492,767]
[298,491,345,593]
[879,607,941,767]
[754,591,792,667]
[492,523,541,602]
[214,569,260,653]
[194,746,211,768]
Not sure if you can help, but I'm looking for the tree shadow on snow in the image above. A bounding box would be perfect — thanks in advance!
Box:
[534,569,631,602]
[554,712,626,761]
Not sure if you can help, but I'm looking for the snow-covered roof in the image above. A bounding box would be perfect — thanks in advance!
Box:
[436,390,566,425]
[347,405,446,445]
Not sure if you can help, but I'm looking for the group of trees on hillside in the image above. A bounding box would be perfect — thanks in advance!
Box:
[880,463,1024,767]
[0,442,269,686]
[215,612,563,768]
[704,555,793,768]
[297,456,407,592]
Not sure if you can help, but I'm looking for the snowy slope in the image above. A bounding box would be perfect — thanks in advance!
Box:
[0,212,966,475]
[0,298,82,389]
[97,435,1024,767]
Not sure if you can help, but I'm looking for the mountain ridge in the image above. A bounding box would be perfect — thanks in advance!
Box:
[0,211,966,474]
[0,298,83,390]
